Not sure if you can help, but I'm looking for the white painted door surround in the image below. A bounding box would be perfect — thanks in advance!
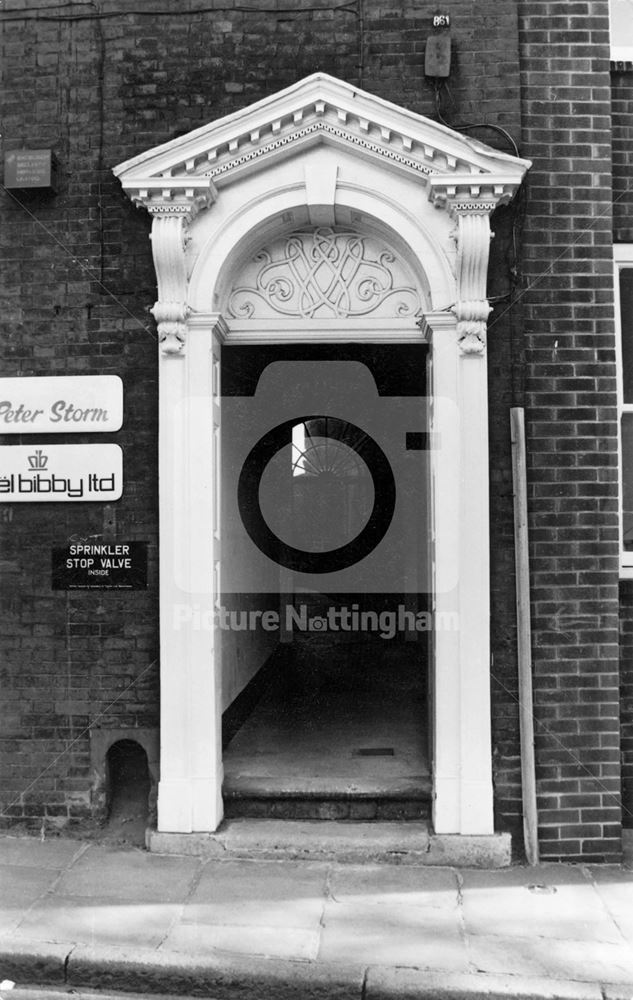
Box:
[114,73,530,836]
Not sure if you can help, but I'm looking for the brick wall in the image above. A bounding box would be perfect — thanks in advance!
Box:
[2,0,526,840]
[0,1,161,831]
[518,0,622,861]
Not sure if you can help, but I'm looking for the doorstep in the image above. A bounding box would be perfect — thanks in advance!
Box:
[147,818,511,867]
[222,774,432,820]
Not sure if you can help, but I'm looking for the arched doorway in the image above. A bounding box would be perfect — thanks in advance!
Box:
[114,72,530,840]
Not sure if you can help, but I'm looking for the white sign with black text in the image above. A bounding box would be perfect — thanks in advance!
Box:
[0,445,123,501]
[0,376,123,433]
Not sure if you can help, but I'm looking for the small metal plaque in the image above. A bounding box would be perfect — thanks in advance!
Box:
[52,541,148,590]
[4,149,57,190]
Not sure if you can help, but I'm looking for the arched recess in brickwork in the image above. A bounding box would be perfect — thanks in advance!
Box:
[114,73,530,842]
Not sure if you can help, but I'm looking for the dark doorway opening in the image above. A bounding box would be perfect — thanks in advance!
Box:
[220,344,431,819]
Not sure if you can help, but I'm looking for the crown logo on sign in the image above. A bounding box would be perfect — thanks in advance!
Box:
[27,449,48,470]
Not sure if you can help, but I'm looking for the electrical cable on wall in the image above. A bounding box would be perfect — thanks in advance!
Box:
[430,79,524,307]
[0,1,360,20]
[433,78,520,157]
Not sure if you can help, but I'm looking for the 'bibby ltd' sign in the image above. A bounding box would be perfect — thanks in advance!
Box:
[0,445,123,501]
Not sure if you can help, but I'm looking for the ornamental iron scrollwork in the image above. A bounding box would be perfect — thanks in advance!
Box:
[227,228,421,320]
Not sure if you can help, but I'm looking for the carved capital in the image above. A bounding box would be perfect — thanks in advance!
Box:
[150,215,191,355]
[126,180,216,222]
[451,212,492,356]
[151,299,191,355]
[429,176,524,213]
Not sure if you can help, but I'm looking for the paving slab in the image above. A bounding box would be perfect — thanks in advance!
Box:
[0,865,63,937]
[466,933,633,985]
[54,844,200,903]
[182,857,328,928]
[11,895,182,950]
[0,837,84,870]
[327,862,459,907]
[460,865,621,944]
[586,866,633,945]
[318,899,468,969]
[164,920,321,961]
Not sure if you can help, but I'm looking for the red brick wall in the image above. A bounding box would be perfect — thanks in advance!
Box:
[518,0,622,861]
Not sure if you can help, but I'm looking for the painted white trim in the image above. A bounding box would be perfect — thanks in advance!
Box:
[610,1,633,65]
[190,313,429,344]
[423,311,494,834]
[612,47,633,61]
[157,319,224,832]
[615,245,633,264]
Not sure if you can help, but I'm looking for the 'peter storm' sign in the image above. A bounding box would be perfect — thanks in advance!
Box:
[0,376,123,433]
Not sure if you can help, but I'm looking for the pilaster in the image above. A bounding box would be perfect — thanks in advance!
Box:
[423,301,494,835]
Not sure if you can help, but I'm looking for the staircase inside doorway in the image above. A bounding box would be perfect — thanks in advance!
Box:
[222,634,430,820]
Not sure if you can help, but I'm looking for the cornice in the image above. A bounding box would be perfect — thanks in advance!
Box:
[114,73,531,211]
[428,175,524,213]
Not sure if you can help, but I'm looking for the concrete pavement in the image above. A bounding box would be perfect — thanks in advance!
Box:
[0,833,633,999]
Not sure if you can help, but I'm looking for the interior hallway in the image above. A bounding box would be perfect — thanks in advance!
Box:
[223,632,430,817]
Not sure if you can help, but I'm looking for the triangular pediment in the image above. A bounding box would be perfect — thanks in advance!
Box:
[114,73,530,216]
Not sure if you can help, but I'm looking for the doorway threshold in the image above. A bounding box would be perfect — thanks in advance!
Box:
[148,820,511,868]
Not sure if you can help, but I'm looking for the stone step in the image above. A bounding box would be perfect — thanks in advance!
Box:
[149,819,512,867]
[224,795,431,821]
[222,776,432,821]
